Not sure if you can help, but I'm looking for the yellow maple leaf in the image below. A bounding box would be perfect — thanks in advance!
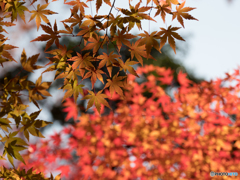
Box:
[82,90,111,114]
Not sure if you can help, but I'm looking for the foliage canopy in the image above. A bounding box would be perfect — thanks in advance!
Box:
[3,0,235,179]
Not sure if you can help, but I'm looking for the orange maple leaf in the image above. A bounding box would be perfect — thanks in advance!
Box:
[29,3,57,31]
[82,66,105,89]
[172,1,198,28]
[68,52,94,70]
[98,52,120,77]
[68,52,95,77]
[61,11,83,28]
[166,0,179,7]
[119,58,139,77]
[65,0,88,15]
[112,28,136,51]
[82,90,111,114]
[138,31,159,58]
[82,35,106,56]
[79,15,104,29]
[58,22,73,34]
[46,44,73,59]
[128,38,155,66]
[154,4,171,23]
[158,25,185,54]
[104,73,127,98]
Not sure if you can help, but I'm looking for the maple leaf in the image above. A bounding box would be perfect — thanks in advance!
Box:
[82,66,105,89]
[61,11,83,28]
[2,131,28,166]
[0,39,18,67]
[128,38,154,66]
[95,0,111,13]
[112,27,136,51]
[119,58,139,77]
[65,0,88,15]
[20,49,43,72]
[98,52,120,77]
[166,0,179,7]
[82,35,106,56]
[20,110,52,141]
[104,73,127,98]
[60,79,84,102]
[29,3,57,31]
[63,98,78,121]
[172,1,198,28]
[29,75,52,108]
[34,75,52,96]
[46,44,73,59]
[4,1,29,23]
[0,17,15,34]
[79,15,104,30]
[8,104,29,128]
[158,68,173,85]
[55,65,78,82]
[81,165,94,178]
[58,22,73,34]
[118,2,156,31]
[104,89,120,100]
[154,4,171,23]
[177,70,191,87]
[138,31,159,58]
[68,52,95,78]
[31,20,60,51]
[42,56,70,79]
[102,13,121,36]
[158,25,185,54]
[57,165,70,178]
[82,90,111,114]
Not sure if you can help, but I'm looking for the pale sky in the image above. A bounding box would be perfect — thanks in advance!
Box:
[176,0,240,81]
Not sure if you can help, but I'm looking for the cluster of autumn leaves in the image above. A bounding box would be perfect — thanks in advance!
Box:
[1,0,237,179]
[8,65,240,180]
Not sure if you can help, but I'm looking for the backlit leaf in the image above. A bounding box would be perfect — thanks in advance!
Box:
[29,3,57,30]
[158,25,185,53]
[82,90,111,114]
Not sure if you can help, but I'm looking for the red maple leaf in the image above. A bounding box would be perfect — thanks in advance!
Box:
[57,165,70,178]
[62,98,78,121]
[177,70,191,87]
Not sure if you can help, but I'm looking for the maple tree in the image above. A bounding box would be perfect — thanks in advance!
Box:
[0,0,226,178]
[13,64,240,180]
